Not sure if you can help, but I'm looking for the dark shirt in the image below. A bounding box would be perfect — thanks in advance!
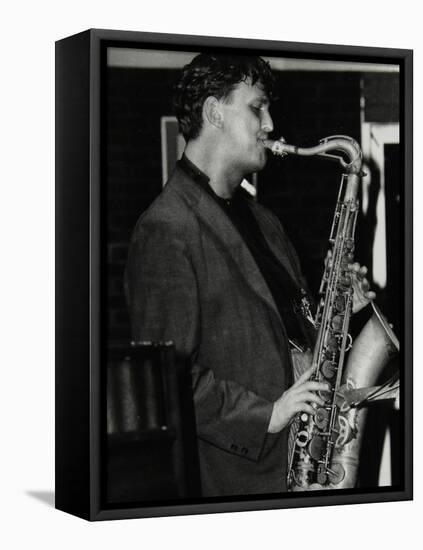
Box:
[178,154,313,349]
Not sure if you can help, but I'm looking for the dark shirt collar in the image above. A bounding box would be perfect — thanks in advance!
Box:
[178,153,210,188]
[177,153,243,206]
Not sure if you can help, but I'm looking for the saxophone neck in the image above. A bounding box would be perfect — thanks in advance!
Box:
[263,135,364,176]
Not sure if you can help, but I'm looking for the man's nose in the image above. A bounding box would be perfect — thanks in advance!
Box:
[261,111,274,134]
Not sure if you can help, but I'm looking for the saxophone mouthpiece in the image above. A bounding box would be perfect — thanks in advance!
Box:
[262,139,275,150]
[263,137,290,157]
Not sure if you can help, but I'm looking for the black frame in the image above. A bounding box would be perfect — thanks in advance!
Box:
[55,28,413,521]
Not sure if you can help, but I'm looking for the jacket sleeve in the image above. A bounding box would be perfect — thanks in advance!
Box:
[125,221,274,462]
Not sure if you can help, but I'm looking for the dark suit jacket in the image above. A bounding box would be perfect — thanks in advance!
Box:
[125,165,308,497]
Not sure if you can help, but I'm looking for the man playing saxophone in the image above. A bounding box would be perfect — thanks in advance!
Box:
[125,53,376,497]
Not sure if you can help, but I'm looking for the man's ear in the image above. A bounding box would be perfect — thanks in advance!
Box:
[203,96,224,129]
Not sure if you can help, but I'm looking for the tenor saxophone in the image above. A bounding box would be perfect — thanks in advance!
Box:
[264,136,399,490]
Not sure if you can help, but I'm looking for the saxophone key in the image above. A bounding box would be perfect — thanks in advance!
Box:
[318,389,333,403]
[344,251,354,263]
[327,463,345,485]
[331,314,344,332]
[309,435,327,461]
[314,407,330,429]
[344,333,353,351]
[339,273,352,287]
[340,258,350,270]
[344,238,354,251]
[318,384,333,402]
[317,464,328,485]
[296,430,310,448]
[325,334,339,355]
[321,359,337,380]
[333,294,346,313]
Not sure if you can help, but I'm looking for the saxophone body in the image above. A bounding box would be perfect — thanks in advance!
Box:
[265,136,399,490]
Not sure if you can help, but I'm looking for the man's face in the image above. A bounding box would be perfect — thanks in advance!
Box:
[219,79,274,176]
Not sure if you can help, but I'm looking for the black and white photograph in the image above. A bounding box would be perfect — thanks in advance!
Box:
[4,2,419,546]
[55,29,412,520]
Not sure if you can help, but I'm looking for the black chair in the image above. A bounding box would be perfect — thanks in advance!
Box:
[106,341,200,504]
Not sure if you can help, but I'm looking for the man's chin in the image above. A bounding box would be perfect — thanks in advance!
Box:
[253,151,267,171]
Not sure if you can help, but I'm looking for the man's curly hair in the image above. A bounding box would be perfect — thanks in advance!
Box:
[173,53,275,141]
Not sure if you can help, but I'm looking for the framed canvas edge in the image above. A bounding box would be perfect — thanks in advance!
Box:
[85,27,413,60]
[56,28,413,522]
[92,488,412,521]
[402,46,413,502]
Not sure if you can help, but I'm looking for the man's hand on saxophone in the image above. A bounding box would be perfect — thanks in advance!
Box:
[267,262,377,434]
[268,366,329,433]
[324,250,376,314]
[348,262,377,314]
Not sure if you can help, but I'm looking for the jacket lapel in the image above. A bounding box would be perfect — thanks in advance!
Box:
[249,202,302,286]
[168,167,285,322]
